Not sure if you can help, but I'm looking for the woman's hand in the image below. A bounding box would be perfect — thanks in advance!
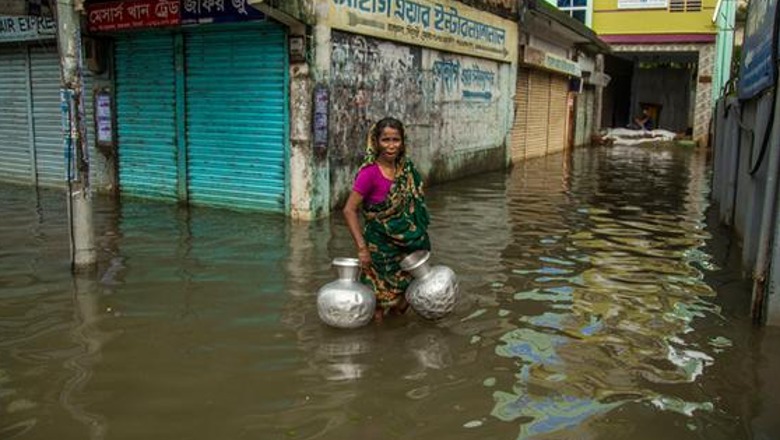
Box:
[358,246,372,268]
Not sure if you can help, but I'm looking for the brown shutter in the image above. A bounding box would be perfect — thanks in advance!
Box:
[510,67,530,163]
[547,75,569,155]
[526,69,550,159]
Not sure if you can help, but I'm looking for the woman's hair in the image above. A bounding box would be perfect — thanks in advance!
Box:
[372,117,406,156]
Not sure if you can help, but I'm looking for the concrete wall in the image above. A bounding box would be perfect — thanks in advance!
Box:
[593,0,718,35]
[711,88,780,325]
[630,66,692,132]
[327,30,512,208]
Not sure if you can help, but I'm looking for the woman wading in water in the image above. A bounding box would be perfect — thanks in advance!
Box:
[342,117,432,322]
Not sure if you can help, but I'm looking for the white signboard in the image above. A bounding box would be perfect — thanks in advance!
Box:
[0,15,55,42]
[617,0,668,9]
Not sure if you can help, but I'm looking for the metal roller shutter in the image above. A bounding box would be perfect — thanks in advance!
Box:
[526,69,550,159]
[510,67,530,163]
[184,25,287,212]
[547,75,569,155]
[0,48,32,184]
[30,46,65,187]
[115,34,178,200]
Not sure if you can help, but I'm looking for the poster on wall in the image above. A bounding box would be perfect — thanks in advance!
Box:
[738,0,778,100]
[95,91,114,146]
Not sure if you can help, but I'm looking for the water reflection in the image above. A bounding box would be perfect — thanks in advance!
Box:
[0,145,778,440]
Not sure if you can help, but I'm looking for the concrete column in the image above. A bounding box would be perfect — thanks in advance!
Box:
[593,54,604,133]
[694,44,715,146]
[56,0,97,271]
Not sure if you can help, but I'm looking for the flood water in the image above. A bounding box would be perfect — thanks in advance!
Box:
[1,145,779,440]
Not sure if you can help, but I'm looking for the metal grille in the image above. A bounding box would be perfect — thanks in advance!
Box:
[30,46,66,187]
[115,34,179,201]
[669,0,685,11]
[510,67,530,163]
[0,48,32,184]
[547,76,569,155]
[526,70,550,160]
[686,0,702,11]
[184,26,287,212]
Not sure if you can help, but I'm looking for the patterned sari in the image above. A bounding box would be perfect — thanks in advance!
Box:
[361,157,431,309]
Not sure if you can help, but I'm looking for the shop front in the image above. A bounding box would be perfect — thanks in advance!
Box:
[0,15,100,188]
[88,0,289,212]
[511,44,581,162]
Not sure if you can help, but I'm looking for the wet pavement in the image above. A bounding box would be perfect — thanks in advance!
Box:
[1,145,779,440]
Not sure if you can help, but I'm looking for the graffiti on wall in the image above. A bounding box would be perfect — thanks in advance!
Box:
[431,57,497,101]
[329,30,427,200]
[328,32,506,207]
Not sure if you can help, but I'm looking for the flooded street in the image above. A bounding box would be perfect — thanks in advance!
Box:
[1,145,779,440]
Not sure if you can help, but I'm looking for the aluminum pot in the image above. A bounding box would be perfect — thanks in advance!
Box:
[317,258,376,329]
[401,250,459,320]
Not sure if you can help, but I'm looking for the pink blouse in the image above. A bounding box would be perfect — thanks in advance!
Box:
[353,163,394,205]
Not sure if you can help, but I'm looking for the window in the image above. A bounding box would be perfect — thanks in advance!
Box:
[557,0,589,24]
[669,0,701,12]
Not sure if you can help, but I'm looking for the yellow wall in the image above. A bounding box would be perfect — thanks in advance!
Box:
[593,0,717,35]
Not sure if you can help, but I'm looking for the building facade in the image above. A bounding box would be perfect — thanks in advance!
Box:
[592,0,720,144]
[0,0,608,218]
[0,13,113,191]
[511,1,609,162]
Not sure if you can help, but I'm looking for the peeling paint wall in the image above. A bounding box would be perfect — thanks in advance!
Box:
[328,30,510,208]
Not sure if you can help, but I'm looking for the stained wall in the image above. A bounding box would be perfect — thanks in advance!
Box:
[327,30,513,208]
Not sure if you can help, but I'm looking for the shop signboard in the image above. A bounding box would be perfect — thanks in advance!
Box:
[0,15,55,42]
[328,0,517,63]
[738,0,777,100]
[88,0,181,32]
[87,0,264,32]
[523,46,581,77]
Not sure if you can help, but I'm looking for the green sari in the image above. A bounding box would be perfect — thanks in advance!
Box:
[361,157,431,309]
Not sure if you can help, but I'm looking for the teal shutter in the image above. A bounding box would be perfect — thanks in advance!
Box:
[30,46,66,187]
[115,34,178,200]
[184,25,287,211]
[0,48,32,184]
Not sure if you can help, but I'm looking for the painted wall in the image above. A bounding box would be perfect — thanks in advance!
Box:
[592,0,718,35]
[327,30,511,208]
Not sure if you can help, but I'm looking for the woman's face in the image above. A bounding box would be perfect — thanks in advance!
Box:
[377,127,403,162]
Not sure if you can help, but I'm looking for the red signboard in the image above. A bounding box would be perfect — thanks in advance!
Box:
[88,0,181,32]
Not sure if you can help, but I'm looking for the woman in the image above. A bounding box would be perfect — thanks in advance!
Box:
[342,117,431,321]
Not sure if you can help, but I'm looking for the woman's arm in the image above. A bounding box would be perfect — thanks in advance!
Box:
[343,191,371,266]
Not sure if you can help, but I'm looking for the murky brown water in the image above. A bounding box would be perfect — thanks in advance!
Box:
[1,146,779,440]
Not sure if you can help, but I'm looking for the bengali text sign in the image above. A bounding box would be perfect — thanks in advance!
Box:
[328,0,517,63]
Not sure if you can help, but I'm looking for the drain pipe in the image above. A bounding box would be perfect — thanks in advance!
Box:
[751,88,780,324]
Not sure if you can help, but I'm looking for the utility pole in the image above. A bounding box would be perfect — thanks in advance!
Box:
[55,0,96,271]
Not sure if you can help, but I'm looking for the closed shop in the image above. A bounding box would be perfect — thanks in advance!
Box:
[114,22,288,212]
[0,43,96,188]
[510,66,571,162]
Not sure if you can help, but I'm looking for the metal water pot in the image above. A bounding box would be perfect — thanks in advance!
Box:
[317,258,376,329]
[401,250,459,320]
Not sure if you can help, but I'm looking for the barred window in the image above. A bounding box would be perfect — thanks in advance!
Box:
[669,0,701,12]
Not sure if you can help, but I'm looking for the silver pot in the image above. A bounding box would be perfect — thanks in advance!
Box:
[401,250,459,320]
[317,258,376,329]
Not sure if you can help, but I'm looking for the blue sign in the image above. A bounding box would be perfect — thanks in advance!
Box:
[738,0,778,100]
[181,0,265,25]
